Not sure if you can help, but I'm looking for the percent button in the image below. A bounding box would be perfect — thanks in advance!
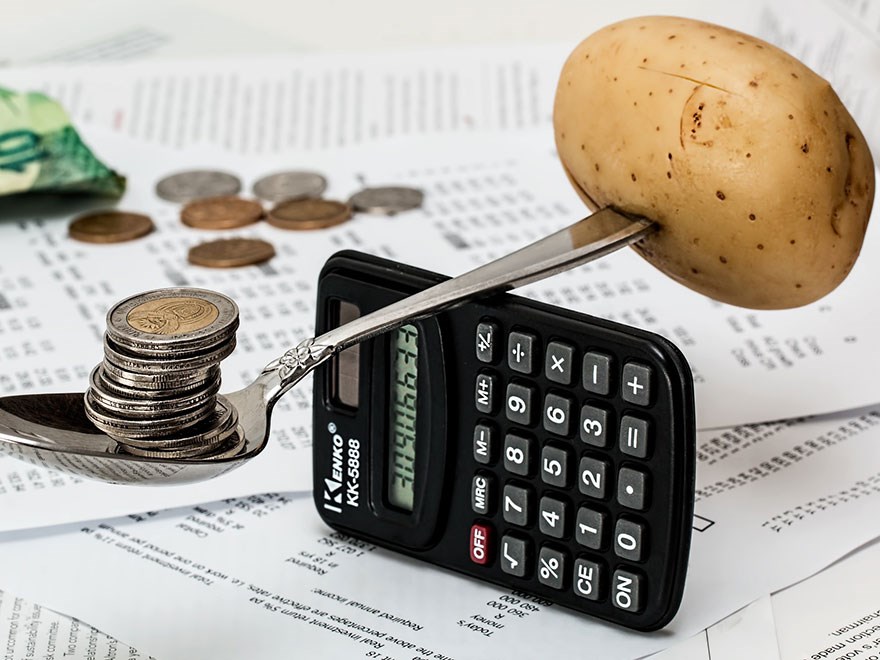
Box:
[537,546,567,590]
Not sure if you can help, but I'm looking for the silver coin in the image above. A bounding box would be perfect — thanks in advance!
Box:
[155,170,242,203]
[85,391,215,437]
[89,367,221,415]
[117,398,239,453]
[106,288,239,352]
[103,336,236,375]
[348,186,424,216]
[100,360,216,390]
[97,363,220,398]
[252,171,327,203]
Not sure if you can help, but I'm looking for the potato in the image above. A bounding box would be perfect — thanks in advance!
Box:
[554,16,874,309]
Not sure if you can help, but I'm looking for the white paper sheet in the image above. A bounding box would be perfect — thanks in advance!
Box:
[0,0,293,66]
[1,0,878,155]
[2,404,880,659]
[2,127,880,531]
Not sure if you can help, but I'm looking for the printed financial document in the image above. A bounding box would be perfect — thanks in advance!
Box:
[1,404,880,659]
[1,128,880,531]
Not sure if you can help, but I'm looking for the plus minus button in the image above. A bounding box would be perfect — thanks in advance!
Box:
[621,362,652,406]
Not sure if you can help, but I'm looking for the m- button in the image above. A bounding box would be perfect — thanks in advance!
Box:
[622,362,652,406]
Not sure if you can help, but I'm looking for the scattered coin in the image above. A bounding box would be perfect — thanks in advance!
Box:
[187,237,276,268]
[252,170,328,202]
[267,198,352,230]
[348,186,424,216]
[68,211,154,244]
[181,196,264,230]
[155,170,242,203]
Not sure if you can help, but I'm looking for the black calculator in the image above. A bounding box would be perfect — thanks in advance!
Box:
[312,250,696,631]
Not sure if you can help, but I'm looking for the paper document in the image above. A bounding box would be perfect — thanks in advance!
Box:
[2,0,878,155]
[2,128,880,530]
[2,403,880,659]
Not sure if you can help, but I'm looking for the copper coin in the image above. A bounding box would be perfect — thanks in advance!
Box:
[180,196,264,230]
[267,198,352,230]
[69,211,154,244]
[187,237,276,268]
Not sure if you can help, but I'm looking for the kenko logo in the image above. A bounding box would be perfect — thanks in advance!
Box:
[323,423,361,513]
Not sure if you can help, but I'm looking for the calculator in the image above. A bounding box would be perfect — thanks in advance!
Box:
[312,250,696,631]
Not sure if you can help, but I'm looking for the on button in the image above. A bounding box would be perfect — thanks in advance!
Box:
[470,524,492,565]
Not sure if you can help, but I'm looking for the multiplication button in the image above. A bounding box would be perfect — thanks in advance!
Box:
[545,341,574,385]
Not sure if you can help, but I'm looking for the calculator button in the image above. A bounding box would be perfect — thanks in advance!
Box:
[476,320,499,364]
[473,423,496,464]
[619,415,650,459]
[612,569,644,613]
[579,404,609,447]
[475,372,498,414]
[614,518,647,562]
[543,392,573,436]
[500,534,530,578]
[622,362,652,406]
[538,495,568,539]
[505,382,535,426]
[578,456,609,499]
[617,467,649,511]
[573,558,604,601]
[540,444,570,488]
[545,341,574,385]
[537,546,567,590]
[502,484,532,527]
[508,330,537,374]
[471,474,494,515]
[469,523,491,565]
[582,352,611,395]
[503,432,533,476]
[575,507,607,550]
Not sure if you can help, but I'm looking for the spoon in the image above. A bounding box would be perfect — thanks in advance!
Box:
[0,208,653,485]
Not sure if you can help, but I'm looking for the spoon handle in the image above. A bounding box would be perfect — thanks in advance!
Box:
[271,208,655,392]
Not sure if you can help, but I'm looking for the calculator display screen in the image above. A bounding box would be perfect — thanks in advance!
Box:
[387,324,419,511]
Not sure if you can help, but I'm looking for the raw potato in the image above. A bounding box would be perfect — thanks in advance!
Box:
[554,16,875,309]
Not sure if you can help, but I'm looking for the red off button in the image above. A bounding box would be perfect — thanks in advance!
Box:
[470,523,491,565]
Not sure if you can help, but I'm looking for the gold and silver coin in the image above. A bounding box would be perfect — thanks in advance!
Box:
[84,288,242,459]
[252,170,327,203]
[156,170,242,203]
[348,186,424,215]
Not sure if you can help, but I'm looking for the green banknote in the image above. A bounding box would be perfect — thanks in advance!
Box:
[0,86,125,198]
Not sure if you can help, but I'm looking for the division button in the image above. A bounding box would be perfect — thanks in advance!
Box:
[508,330,537,374]
[583,351,611,395]
[617,467,649,511]
[619,415,650,459]
[545,341,574,385]
[503,432,533,476]
[622,362,652,406]
[499,534,530,578]
[543,392,573,436]
[537,545,567,590]
[612,569,644,613]
[469,523,491,566]
[540,444,570,488]
[471,473,494,515]
[502,483,532,527]
[538,495,568,539]
[473,423,496,464]
[476,320,499,364]
[505,381,536,426]
[575,506,607,550]
[579,404,609,447]
[614,518,647,562]
[573,558,604,601]
[475,371,498,414]
[578,456,609,499]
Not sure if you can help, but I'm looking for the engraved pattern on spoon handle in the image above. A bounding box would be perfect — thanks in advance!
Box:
[268,208,655,397]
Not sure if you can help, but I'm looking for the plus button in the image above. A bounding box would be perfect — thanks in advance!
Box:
[627,377,644,396]
[621,362,652,406]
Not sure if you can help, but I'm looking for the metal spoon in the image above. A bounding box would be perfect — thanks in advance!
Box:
[0,208,653,485]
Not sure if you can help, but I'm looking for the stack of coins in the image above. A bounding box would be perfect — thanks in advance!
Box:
[84,288,243,459]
